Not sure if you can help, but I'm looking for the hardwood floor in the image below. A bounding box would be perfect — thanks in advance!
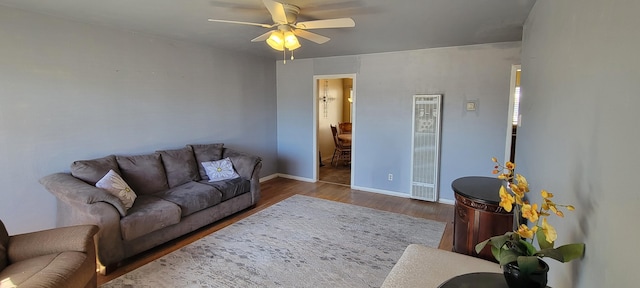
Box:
[97,177,455,285]
[318,157,351,185]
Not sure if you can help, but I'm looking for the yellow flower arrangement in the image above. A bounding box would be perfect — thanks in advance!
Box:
[475,158,585,275]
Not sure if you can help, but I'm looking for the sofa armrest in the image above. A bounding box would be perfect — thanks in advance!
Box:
[40,173,130,270]
[222,148,262,204]
[248,161,262,203]
[381,244,501,288]
[40,173,127,217]
[67,202,125,273]
[7,225,98,263]
[222,148,262,180]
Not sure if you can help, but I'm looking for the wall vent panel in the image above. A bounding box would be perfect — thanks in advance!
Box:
[410,94,442,202]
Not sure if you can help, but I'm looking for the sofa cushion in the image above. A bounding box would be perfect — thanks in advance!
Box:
[116,154,169,195]
[200,177,251,202]
[95,169,137,210]
[120,195,181,241]
[153,182,222,217]
[157,147,200,187]
[70,155,121,185]
[188,143,224,181]
[0,251,89,287]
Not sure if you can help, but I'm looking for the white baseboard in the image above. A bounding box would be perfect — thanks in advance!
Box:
[438,198,455,205]
[259,174,279,183]
[261,175,456,206]
[350,185,411,198]
[353,185,455,205]
[276,173,316,183]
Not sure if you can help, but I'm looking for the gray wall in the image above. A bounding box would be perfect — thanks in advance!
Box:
[276,43,521,201]
[0,6,277,234]
[276,59,315,178]
[518,0,639,287]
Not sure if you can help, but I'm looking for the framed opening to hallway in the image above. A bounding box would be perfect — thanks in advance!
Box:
[504,65,521,164]
[313,74,356,187]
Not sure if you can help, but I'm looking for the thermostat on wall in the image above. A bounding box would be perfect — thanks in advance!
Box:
[466,100,477,111]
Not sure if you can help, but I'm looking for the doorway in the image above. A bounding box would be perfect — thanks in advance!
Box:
[504,65,521,163]
[314,74,355,186]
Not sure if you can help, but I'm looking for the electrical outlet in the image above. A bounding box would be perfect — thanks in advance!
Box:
[388,173,393,181]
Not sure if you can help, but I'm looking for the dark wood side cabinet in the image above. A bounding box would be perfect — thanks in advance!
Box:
[452,176,513,262]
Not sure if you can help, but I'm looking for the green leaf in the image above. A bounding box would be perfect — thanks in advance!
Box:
[510,238,530,255]
[475,233,512,253]
[519,239,538,256]
[517,256,540,275]
[556,243,586,262]
[536,229,554,249]
[491,245,501,261]
[535,243,585,263]
[475,238,491,254]
[535,248,564,262]
[491,233,513,248]
[498,249,520,266]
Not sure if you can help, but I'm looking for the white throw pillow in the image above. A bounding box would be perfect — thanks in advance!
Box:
[96,169,137,210]
[202,158,240,182]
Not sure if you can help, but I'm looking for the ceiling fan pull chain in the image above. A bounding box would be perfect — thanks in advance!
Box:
[283,49,286,64]
[291,49,294,60]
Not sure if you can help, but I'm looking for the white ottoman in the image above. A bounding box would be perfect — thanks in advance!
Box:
[381,244,502,288]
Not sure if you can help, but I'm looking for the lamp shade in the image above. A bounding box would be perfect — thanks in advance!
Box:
[266,31,285,51]
[283,31,300,50]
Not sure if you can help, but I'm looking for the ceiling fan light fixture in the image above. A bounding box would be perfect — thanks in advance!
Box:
[208,0,356,58]
[266,31,285,51]
[283,31,300,50]
[208,0,355,63]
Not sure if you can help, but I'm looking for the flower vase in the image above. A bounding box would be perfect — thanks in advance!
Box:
[503,259,549,288]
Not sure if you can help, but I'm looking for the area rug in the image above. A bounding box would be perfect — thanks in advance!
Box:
[101,195,445,288]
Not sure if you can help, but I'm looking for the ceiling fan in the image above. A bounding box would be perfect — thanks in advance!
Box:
[208,0,355,62]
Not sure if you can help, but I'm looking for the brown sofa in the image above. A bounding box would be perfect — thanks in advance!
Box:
[39,143,262,274]
[0,220,98,288]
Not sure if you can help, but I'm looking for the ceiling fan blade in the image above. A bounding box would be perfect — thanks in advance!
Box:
[296,18,355,29]
[293,29,330,44]
[263,0,288,24]
[207,19,273,28]
[251,30,274,42]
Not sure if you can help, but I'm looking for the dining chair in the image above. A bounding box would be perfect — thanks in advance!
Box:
[330,125,351,166]
[338,122,352,134]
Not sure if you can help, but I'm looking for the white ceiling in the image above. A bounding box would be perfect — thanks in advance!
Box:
[0,0,536,60]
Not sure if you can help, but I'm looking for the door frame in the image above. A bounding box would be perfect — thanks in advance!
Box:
[503,64,521,163]
[312,73,356,185]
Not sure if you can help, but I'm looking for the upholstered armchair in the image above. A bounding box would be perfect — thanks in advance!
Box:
[0,220,98,288]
